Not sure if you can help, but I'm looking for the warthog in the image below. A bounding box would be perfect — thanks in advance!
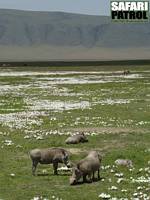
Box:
[123,70,130,75]
[115,159,133,168]
[29,147,70,175]
[70,151,102,185]
[65,132,88,144]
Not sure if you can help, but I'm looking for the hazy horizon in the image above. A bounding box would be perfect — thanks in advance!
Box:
[0,8,110,16]
[0,0,110,16]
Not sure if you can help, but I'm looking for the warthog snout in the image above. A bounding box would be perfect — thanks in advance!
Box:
[83,138,88,142]
[70,167,82,185]
[69,177,77,185]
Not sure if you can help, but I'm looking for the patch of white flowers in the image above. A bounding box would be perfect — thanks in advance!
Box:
[115,173,124,178]
[132,176,150,183]
[109,186,118,190]
[3,139,14,146]
[51,195,62,200]
[99,193,111,199]
[31,197,49,200]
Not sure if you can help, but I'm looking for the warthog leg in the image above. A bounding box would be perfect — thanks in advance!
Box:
[53,162,58,175]
[83,175,87,183]
[83,174,92,183]
[88,173,92,183]
[98,169,100,179]
[32,161,38,175]
[92,171,95,181]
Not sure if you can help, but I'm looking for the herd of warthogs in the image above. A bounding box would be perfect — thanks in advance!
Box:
[29,132,132,185]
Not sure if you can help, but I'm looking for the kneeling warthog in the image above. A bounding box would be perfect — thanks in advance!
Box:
[29,148,70,175]
[65,132,88,144]
[70,151,102,185]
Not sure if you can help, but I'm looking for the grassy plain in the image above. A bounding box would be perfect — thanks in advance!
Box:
[0,65,150,200]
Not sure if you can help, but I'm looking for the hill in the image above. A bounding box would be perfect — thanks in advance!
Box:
[0,9,149,61]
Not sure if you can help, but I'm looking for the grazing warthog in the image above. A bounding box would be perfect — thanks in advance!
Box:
[65,132,88,144]
[123,70,130,75]
[115,159,133,168]
[70,151,102,185]
[29,148,70,175]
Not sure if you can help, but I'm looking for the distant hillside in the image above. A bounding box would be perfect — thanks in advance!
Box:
[0,9,149,61]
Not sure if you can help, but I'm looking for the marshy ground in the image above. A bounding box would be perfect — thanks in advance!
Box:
[0,65,150,200]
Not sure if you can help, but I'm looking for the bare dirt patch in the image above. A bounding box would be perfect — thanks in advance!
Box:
[66,127,149,134]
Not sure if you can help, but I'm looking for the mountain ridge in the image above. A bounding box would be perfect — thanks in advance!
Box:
[0,9,149,60]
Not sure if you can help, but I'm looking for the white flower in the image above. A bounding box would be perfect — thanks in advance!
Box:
[24,135,30,139]
[16,145,22,148]
[110,169,115,173]
[109,186,118,190]
[104,165,111,170]
[42,169,47,173]
[144,167,150,172]
[57,166,71,172]
[129,168,134,171]
[91,132,97,136]
[121,189,127,192]
[31,196,49,200]
[117,178,124,183]
[36,136,44,140]
[137,186,143,190]
[132,176,150,183]
[32,198,39,200]
[10,173,15,177]
[99,193,111,199]
[133,193,138,197]
[138,168,143,172]
[115,173,123,177]
[108,178,112,182]
[4,140,14,146]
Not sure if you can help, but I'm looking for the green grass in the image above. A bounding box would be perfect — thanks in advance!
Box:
[0,132,150,200]
[0,65,150,200]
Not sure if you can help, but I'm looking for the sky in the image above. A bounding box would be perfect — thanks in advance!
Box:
[0,0,110,16]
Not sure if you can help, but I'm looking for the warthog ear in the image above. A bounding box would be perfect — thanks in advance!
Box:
[74,167,82,177]
[97,152,102,161]
[63,152,68,159]
[64,154,68,159]
[127,160,133,167]
[72,167,79,173]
